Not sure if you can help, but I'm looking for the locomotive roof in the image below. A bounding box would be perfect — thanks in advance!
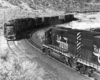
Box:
[14,18,36,22]
[54,26,71,31]
[53,24,100,36]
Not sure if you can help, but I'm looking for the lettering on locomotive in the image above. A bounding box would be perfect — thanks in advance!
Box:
[93,45,100,63]
[56,35,68,50]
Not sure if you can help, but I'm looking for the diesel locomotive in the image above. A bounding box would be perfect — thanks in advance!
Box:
[4,18,37,40]
[42,26,100,79]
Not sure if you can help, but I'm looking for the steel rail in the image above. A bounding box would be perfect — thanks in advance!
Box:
[7,40,18,57]
[13,41,25,54]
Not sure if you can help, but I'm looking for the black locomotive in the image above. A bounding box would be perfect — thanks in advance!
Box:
[4,18,37,40]
[42,26,100,79]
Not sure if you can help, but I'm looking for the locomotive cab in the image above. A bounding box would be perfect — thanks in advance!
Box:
[4,24,16,40]
[44,28,52,45]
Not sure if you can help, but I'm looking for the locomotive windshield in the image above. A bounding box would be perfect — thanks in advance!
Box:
[4,25,16,40]
[6,26,14,35]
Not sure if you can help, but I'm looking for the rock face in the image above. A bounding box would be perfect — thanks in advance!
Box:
[4,0,100,12]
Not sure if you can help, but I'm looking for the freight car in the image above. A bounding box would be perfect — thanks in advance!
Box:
[42,26,100,79]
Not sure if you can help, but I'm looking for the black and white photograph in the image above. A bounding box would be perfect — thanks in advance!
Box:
[0,0,100,80]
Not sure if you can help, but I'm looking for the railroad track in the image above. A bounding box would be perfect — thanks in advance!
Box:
[25,27,48,52]
[7,25,50,56]
[26,37,41,50]
[7,28,45,60]
[7,40,34,61]
[27,27,52,49]
[7,40,18,57]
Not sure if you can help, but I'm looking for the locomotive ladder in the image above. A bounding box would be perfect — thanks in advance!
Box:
[76,32,81,58]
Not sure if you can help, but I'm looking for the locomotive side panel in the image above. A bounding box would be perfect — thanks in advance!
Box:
[68,44,76,56]
[80,32,100,66]
[81,38,93,50]
[80,48,93,62]
[52,28,63,47]
[67,30,100,66]
[67,29,83,57]
[52,27,69,51]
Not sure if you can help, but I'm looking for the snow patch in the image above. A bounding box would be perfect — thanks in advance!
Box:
[57,20,100,30]
[71,20,100,30]
[57,13,100,30]
[0,36,8,54]
[75,12,100,22]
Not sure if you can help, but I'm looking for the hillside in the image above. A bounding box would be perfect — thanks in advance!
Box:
[4,0,100,12]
